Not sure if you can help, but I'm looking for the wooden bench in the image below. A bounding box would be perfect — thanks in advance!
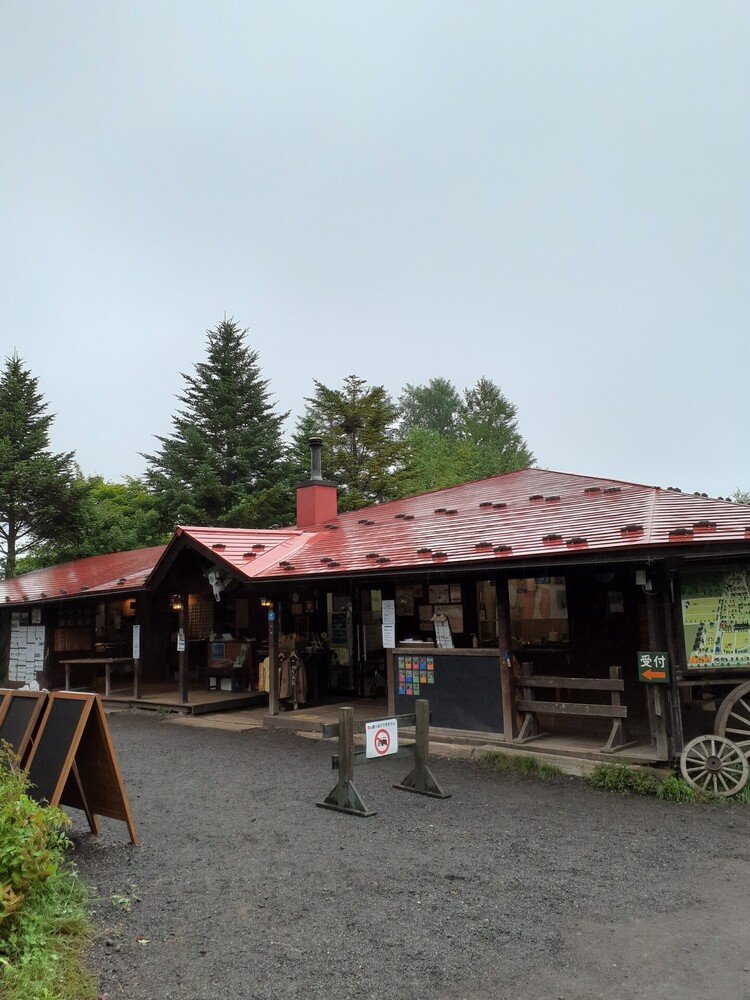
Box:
[514,664,634,753]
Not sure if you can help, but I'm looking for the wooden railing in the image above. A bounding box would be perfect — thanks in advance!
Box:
[514,664,633,754]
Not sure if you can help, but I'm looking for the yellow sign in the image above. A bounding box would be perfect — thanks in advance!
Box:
[682,572,750,670]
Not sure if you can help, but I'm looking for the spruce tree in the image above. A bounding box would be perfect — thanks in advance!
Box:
[0,353,85,578]
[143,319,291,527]
[292,375,407,511]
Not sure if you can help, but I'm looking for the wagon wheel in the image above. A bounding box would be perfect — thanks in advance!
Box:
[679,735,749,797]
[715,680,750,754]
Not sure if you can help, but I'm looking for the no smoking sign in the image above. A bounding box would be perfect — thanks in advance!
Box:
[365,718,399,758]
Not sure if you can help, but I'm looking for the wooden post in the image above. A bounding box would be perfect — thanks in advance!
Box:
[386,648,395,716]
[645,591,669,756]
[317,706,375,817]
[267,603,279,716]
[394,699,450,798]
[177,597,189,704]
[663,574,685,755]
[132,603,144,700]
[496,577,517,741]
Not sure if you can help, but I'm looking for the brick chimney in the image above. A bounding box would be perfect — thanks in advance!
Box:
[296,437,337,528]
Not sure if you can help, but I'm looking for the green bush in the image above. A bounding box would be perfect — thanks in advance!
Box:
[475,748,563,782]
[0,745,95,1000]
[655,773,699,803]
[588,763,714,804]
[0,749,70,926]
[588,763,661,796]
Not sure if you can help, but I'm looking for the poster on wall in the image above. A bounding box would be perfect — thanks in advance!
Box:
[428,584,450,604]
[682,571,750,669]
[381,600,396,648]
[395,587,415,616]
[434,604,464,634]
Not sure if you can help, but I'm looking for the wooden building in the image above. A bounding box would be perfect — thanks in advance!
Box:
[3,443,750,761]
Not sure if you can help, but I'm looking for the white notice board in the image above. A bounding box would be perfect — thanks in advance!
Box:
[433,614,454,649]
[381,599,396,648]
[8,625,45,684]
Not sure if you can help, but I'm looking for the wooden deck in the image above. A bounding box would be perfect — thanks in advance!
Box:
[263,699,389,733]
[100,684,268,716]
[262,700,664,762]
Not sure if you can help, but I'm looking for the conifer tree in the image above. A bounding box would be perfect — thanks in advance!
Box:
[292,375,406,511]
[0,353,84,578]
[397,376,533,495]
[144,319,291,527]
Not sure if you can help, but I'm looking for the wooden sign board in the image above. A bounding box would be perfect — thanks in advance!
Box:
[0,689,48,766]
[25,692,138,845]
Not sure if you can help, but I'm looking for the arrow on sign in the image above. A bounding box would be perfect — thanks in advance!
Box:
[642,669,667,681]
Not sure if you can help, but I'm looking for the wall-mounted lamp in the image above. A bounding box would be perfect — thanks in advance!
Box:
[170,595,184,612]
[260,598,273,609]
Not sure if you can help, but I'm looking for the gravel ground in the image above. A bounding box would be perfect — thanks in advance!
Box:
[72,711,750,1000]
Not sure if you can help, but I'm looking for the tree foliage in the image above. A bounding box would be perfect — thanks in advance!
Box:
[398,377,462,436]
[16,477,169,574]
[292,375,407,511]
[143,319,292,527]
[398,376,533,495]
[0,354,85,578]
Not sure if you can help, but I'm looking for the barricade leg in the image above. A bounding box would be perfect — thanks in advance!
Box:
[317,707,376,817]
[394,699,450,799]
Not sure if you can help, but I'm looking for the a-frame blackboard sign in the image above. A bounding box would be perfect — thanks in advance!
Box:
[24,692,138,846]
[0,689,48,766]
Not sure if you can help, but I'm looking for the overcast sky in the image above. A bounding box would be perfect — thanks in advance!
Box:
[1,2,747,497]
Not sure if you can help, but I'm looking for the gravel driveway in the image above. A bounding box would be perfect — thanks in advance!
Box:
[72,712,750,1000]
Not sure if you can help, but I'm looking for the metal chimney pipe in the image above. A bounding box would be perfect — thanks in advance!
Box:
[309,437,323,481]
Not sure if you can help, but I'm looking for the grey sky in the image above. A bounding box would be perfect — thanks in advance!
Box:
[1,2,747,496]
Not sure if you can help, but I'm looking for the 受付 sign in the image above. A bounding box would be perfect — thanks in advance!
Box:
[637,651,670,684]
[365,718,399,758]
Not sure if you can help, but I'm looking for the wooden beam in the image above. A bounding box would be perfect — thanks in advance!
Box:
[521,675,624,692]
[518,700,628,719]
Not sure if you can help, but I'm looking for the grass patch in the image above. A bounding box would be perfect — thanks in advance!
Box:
[588,763,710,804]
[0,746,95,1000]
[475,748,563,782]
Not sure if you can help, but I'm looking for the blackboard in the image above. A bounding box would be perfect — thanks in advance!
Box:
[0,693,45,759]
[23,693,138,844]
[27,697,87,803]
[393,652,503,733]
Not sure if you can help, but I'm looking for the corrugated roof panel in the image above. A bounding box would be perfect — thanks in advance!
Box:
[0,546,166,607]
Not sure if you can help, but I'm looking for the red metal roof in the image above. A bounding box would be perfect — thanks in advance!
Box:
[168,526,308,580]
[0,546,166,607]
[4,470,750,604]
[225,468,750,581]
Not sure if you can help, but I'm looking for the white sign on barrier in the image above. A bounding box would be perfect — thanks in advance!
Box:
[365,718,399,758]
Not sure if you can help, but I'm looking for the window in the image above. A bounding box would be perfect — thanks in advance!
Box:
[508,577,568,647]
